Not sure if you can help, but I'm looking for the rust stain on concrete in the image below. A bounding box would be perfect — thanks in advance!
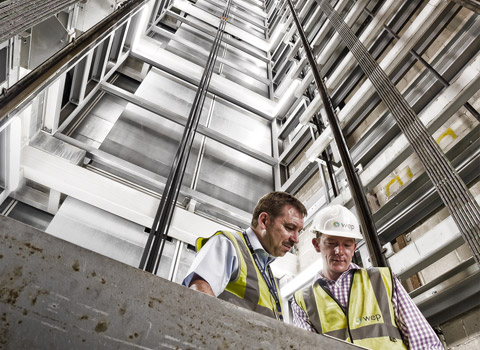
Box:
[72,261,80,272]
[148,297,163,308]
[95,320,108,333]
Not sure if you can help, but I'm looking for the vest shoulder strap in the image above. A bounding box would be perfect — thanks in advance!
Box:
[295,285,323,333]
[351,268,404,342]
[364,268,395,324]
[196,230,247,283]
[215,232,276,319]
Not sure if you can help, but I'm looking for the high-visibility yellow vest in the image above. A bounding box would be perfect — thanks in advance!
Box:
[294,268,407,350]
[196,230,283,319]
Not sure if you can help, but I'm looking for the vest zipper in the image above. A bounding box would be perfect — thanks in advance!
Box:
[345,271,355,343]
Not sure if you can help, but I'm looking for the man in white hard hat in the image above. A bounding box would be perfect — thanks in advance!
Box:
[291,204,443,350]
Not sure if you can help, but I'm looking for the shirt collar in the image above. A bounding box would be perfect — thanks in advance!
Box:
[245,227,275,266]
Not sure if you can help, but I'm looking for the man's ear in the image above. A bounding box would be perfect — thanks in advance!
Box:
[258,212,269,230]
[312,237,321,252]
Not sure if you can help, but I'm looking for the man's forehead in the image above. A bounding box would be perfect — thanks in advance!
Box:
[322,234,355,243]
[281,206,304,221]
[273,206,304,230]
[281,204,304,217]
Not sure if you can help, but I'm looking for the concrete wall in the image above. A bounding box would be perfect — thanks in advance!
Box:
[440,305,480,350]
[0,215,361,350]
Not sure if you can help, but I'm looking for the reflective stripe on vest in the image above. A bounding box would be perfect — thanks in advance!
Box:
[196,231,282,319]
[294,286,347,339]
[294,268,407,350]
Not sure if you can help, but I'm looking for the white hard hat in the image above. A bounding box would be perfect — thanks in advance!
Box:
[311,205,363,240]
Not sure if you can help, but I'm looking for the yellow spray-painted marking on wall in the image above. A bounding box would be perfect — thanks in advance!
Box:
[406,167,413,178]
[436,128,457,145]
[383,128,457,198]
[385,176,403,197]
[385,167,414,197]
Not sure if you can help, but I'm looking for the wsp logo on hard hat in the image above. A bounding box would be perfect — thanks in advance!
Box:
[333,221,355,230]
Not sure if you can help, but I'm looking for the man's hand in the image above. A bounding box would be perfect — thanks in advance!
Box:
[189,273,215,297]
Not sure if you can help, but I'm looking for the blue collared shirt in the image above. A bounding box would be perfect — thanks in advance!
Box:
[182,228,275,296]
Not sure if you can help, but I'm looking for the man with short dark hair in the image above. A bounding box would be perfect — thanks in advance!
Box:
[292,204,443,349]
[183,191,307,320]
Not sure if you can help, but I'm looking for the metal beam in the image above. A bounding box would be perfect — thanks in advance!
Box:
[54,130,254,229]
[409,257,476,298]
[150,26,271,85]
[164,10,269,63]
[131,49,274,120]
[278,97,308,139]
[203,0,267,30]
[278,125,312,165]
[100,82,276,166]
[389,217,467,280]
[280,160,318,193]
[375,129,480,243]
[418,268,480,326]
[21,143,248,242]
[172,0,269,51]
[450,0,480,15]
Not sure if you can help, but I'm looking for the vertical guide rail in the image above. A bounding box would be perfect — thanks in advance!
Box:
[285,0,387,267]
[140,0,233,273]
[316,0,480,265]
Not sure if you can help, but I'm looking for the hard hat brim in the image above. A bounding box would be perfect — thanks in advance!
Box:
[312,229,363,240]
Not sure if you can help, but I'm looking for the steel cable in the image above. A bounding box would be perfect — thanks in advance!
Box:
[140,0,234,273]
[337,2,480,256]
[0,0,79,43]
[286,0,389,267]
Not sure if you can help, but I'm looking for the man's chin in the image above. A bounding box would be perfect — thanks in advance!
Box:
[330,262,348,271]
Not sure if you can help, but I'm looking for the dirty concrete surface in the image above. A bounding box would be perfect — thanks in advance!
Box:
[0,215,361,349]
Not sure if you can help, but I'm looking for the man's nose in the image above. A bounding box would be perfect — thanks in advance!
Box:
[334,246,344,254]
[290,231,300,244]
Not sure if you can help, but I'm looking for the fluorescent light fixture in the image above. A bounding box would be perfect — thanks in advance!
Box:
[306,126,333,162]
[8,117,21,192]
[273,79,300,117]
[294,70,312,98]
[299,95,322,125]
